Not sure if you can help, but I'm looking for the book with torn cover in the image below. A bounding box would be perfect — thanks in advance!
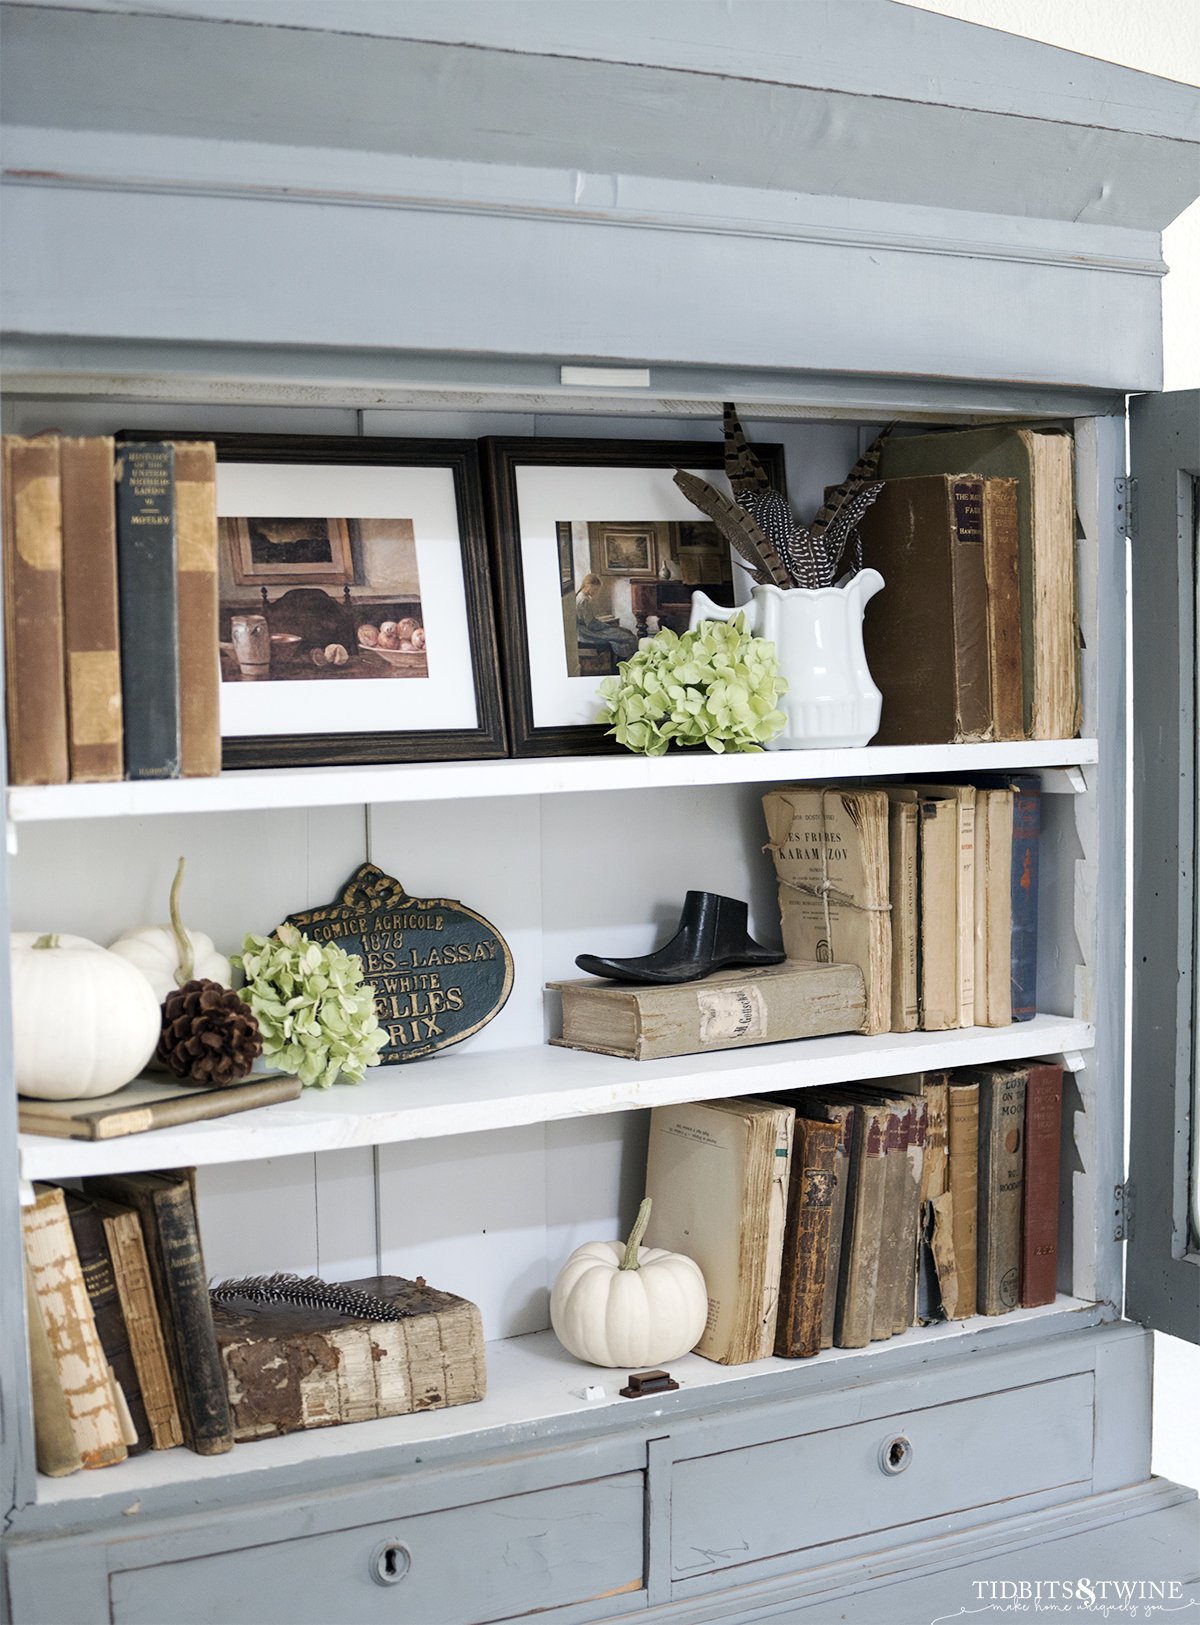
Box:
[19,1072,301,1140]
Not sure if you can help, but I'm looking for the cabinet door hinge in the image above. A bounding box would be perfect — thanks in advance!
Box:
[1115,476,1137,539]
[1114,1180,1135,1241]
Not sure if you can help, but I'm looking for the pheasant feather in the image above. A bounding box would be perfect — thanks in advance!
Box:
[672,469,790,586]
[210,1272,412,1322]
[723,401,771,495]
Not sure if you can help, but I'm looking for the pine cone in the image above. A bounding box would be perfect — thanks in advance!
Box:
[158,979,263,1087]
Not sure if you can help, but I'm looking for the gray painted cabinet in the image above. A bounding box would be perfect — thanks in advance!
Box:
[1,5,1198,1622]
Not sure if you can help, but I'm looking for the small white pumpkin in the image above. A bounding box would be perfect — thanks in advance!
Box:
[11,933,162,1098]
[109,857,231,1002]
[550,1198,708,1369]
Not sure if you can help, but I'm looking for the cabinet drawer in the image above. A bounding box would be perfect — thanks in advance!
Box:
[109,1472,644,1625]
[672,1373,1093,1580]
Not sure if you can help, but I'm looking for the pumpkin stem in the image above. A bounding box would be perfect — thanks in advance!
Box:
[31,933,60,950]
[168,857,194,986]
[619,1197,653,1271]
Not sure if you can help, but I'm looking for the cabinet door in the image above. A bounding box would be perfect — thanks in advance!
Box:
[1128,388,1200,1343]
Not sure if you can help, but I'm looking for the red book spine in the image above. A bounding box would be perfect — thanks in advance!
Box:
[1021,1063,1063,1306]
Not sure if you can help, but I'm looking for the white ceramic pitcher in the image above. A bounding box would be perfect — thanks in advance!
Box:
[688,570,885,749]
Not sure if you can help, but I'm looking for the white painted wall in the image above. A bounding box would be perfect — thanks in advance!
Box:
[905,0,1200,1498]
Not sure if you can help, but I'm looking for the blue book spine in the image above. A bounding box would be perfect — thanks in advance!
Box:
[1009,777,1041,1020]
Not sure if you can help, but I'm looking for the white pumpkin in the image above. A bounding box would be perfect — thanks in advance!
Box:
[550,1198,708,1369]
[11,933,162,1099]
[108,857,231,1001]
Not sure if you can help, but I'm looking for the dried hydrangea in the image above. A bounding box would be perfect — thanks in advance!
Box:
[233,924,387,1088]
[596,614,787,757]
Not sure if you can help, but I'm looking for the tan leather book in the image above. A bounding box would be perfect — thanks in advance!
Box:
[23,1255,83,1477]
[870,1098,909,1342]
[70,1192,183,1449]
[60,436,123,781]
[857,472,993,744]
[645,1096,795,1365]
[913,784,976,1028]
[916,794,960,1031]
[21,1186,127,1469]
[170,441,221,777]
[886,795,919,1031]
[2,435,68,785]
[549,960,865,1061]
[773,1117,839,1358]
[879,426,1078,740]
[833,1101,890,1349]
[982,477,1024,740]
[974,789,1015,1027]
[942,1079,980,1318]
[762,786,892,1035]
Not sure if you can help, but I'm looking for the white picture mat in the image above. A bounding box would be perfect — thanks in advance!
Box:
[216,462,478,738]
[515,464,747,729]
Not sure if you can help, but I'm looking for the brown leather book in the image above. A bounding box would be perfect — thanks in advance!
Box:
[61,1190,151,1454]
[21,1186,127,1469]
[85,1192,183,1450]
[870,1099,908,1342]
[982,477,1023,740]
[170,441,221,777]
[942,1078,980,1318]
[774,1117,839,1358]
[1021,1062,1063,1306]
[2,435,68,785]
[858,472,993,744]
[789,1097,857,1351]
[84,1170,232,1455]
[60,436,123,781]
[971,1064,1028,1314]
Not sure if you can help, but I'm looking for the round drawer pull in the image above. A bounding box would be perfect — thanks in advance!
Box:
[879,1434,913,1476]
[371,1540,412,1586]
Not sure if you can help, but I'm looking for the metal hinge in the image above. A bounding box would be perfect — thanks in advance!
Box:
[1114,1180,1135,1241]
[1115,476,1137,539]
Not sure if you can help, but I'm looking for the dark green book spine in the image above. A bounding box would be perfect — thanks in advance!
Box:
[114,442,180,779]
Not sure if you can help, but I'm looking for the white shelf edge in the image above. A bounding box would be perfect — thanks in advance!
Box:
[19,1013,1095,1181]
[34,1300,1107,1508]
[7,739,1099,823]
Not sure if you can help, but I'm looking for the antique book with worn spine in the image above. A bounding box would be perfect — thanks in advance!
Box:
[84,1169,231,1455]
[1010,777,1042,1020]
[60,436,123,781]
[917,794,961,1032]
[857,472,996,744]
[870,1097,910,1342]
[61,1190,151,1455]
[114,441,180,779]
[210,1276,487,1440]
[942,1078,980,1318]
[170,440,222,777]
[886,795,920,1032]
[2,434,68,786]
[762,785,892,1035]
[21,1185,127,1470]
[879,425,1078,740]
[20,1072,302,1141]
[913,1073,951,1322]
[774,1117,839,1359]
[1021,1062,1064,1307]
[790,1096,857,1351]
[549,960,865,1061]
[832,1100,890,1349]
[981,477,1024,741]
[23,1255,83,1477]
[971,1064,1028,1314]
[645,1096,795,1365]
[974,788,1015,1027]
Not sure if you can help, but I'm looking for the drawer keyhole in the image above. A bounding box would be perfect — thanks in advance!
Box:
[371,1540,412,1586]
[880,1435,913,1475]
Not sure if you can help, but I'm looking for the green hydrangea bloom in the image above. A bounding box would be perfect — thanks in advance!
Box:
[233,924,388,1088]
[596,614,787,757]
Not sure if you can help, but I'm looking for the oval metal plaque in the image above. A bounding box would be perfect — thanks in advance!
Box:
[285,863,513,1064]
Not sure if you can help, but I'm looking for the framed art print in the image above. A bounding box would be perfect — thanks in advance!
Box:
[484,436,786,756]
[175,434,506,768]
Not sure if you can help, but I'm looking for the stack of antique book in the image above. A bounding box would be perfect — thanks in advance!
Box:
[862,422,1079,744]
[2,434,221,785]
[21,1170,486,1478]
[643,1061,1064,1363]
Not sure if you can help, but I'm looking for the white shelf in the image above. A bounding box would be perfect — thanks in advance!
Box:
[19,1013,1094,1180]
[36,1300,1107,1506]
[7,739,1098,822]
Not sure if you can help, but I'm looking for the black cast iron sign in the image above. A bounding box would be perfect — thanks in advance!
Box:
[285,862,514,1064]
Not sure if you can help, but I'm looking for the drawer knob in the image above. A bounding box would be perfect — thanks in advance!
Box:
[371,1540,412,1586]
[879,1435,913,1476]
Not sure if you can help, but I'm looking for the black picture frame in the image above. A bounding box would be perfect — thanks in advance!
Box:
[483,436,787,757]
[166,432,507,769]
